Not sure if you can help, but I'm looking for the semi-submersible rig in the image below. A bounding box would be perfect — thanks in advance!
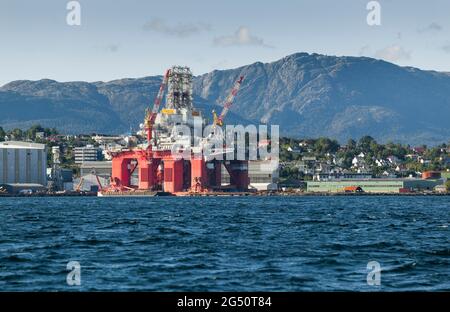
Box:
[99,66,250,196]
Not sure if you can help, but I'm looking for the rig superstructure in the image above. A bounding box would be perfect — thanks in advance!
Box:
[100,66,249,196]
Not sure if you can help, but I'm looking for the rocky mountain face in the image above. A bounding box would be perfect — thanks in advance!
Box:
[1,52,449,145]
[194,53,450,145]
[0,79,122,134]
[0,77,248,135]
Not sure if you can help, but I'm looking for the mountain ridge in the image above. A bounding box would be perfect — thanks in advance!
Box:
[1,52,449,145]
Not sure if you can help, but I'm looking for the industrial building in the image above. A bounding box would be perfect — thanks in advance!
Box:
[222,160,278,191]
[0,183,47,195]
[313,172,373,181]
[247,160,279,191]
[0,141,47,186]
[307,178,442,193]
[80,161,113,178]
[73,174,109,192]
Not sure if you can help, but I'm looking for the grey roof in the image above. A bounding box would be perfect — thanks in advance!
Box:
[0,141,46,150]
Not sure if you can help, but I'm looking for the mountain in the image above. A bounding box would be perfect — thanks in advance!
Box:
[0,79,123,133]
[0,77,249,135]
[193,53,450,145]
[1,52,450,145]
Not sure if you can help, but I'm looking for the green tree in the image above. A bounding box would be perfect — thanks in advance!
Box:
[26,124,44,140]
[313,137,340,154]
[9,128,23,140]
[347,139,356,150]
[358,135,377,152]
[0,127,5,141]
[45,127,58,136]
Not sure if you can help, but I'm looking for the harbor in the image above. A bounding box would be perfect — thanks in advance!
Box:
[0,67,448,197]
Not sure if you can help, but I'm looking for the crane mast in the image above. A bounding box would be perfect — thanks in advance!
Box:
[213,76,244,127]
[145,69,171,147]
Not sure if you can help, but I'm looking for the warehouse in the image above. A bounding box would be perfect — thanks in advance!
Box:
[0,183,47,195]
[79,161,112,178]
[0,141,47,186]
[307,178,441,193]
[221,160,279,191]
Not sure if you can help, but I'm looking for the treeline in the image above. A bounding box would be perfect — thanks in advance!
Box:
[0,125,58,142]
[280,135,449,172]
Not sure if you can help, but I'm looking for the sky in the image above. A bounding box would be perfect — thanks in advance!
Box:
[0,0,449,86]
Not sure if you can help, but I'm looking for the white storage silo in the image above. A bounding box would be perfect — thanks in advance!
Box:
[0,141,47,185]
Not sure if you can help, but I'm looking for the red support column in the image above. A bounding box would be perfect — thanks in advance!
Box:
[191,157,206,191]
[164,159,184,193]
[138,159,156,190]
[111,156,131,188]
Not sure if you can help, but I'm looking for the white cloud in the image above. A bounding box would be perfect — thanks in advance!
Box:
[143,18,211,38]
[213,26,273,48]
[375,45,411,62]
[418,22,443,33]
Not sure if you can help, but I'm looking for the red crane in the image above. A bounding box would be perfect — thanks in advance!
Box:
[213,76,244,127]
[145,69,171,148]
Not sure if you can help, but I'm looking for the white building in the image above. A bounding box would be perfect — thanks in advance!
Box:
[387,155,400,164]
[287,146,301,153]
[74,145,100,164]
[0,141,47,185]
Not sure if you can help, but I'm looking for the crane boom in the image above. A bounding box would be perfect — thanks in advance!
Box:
[152,69,171,115]
[145,69,171,145]
[214,76,244,127]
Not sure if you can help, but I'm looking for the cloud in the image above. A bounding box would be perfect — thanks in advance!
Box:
[105,44,119,53]
[143,18,211,37]
[358,45,371,56]
[375,45,411,62]
[213,26,273,48]
[418,22,443,33]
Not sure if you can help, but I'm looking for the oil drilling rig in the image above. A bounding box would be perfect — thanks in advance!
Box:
[99,66,249,196]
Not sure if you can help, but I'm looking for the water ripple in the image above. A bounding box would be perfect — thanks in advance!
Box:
[0,196,449,291]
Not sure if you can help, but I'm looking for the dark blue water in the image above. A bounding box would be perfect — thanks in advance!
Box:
[0,196,449,291]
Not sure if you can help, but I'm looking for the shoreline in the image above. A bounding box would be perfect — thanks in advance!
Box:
[0,192,448,198]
